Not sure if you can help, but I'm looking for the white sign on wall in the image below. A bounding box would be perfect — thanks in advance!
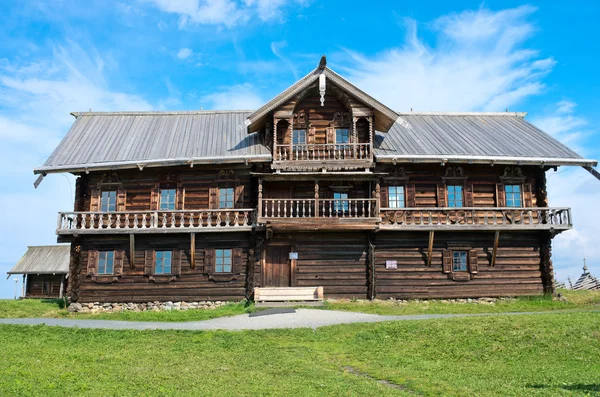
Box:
[386,260,397,270]
[289,252,299,260]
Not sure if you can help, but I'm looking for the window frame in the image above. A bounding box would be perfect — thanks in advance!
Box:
[335,128,350,144]
[387,185,406,209]
[155,251,172,275]
[215,249,233,273]
[452,251,468,272]
[100,190,117,212]
[219,187,235,209]
[159,188,177,211]
[504,184,523,208]
[446,185,464,208]
[97,251,115,275]
[292,129,307,148]
[333,192,349,213]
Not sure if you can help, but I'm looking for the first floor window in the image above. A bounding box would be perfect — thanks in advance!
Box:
[292,129,306,149]
[155,251,172,274]
[447,185,463,207]
[98,251,114,274]
[333,192,349,212]
[101,190,117,212]
[219,187,235,209]
[505,185,522,207]
[215,249,232,273]
[160,188,176,210]
[335,128,350,144]
[452,251,468,272]
[388,186,405,208]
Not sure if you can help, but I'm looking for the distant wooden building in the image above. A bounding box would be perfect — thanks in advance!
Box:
[572,262,600,291]
[7,246,70,298]
[33,57,598,303]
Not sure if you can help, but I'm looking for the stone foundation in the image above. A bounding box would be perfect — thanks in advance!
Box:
[67,300,234,313]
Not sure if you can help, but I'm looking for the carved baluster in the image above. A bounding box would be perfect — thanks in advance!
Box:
[233,211,239,226]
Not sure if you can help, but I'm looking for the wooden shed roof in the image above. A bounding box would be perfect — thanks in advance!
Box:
[7,245,70,275]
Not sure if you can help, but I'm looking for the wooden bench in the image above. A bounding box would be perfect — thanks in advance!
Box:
[254,287,324,306]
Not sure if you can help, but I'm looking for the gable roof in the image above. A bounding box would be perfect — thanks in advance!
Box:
[374,112,595,166]
[572,264,600,290]
[246,66,399,133]
[35,111,270,174]
[8,245,70,275]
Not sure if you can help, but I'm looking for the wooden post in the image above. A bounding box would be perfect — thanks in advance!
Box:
[129,234,135,269]
[491,231,500,267]
[367,237,376,300]
[258,178,263,218]
[22,274,26,297]
[190,232,196,269]
[314,180,319,217]
[273,119,278,159]
[375,179,381,215]
[427,231,435,267]
[59,275,64,299]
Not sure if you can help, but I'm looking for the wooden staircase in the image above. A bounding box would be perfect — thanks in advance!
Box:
[254,287,324,307]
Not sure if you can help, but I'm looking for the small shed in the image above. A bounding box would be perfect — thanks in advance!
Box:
[7,245,70,298]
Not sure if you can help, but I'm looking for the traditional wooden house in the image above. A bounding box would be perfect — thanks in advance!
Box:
[7,245,70,299]
[33,57,598,303]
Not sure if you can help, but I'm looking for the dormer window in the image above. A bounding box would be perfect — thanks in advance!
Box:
[292,129,306,149]
[336,128,350,144]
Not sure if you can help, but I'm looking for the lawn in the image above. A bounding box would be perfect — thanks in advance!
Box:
[0,311,599,396]
[1,289,598,322]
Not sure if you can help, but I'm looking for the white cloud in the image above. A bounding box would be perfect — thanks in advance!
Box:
[145,0,303,27]
[0,40,152,264]
[177,47,193,59]
[201,83,263,109]
[340,5,553,112]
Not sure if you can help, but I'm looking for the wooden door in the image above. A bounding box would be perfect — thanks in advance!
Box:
[264,245,291,287]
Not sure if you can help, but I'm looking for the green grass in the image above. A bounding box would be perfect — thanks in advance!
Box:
[0,312,599,396]
[322,289,600,316]
[0,299,258,322]
[1,289,598,322]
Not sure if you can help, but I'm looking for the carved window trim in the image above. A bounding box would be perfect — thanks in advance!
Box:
[442,245,478,281]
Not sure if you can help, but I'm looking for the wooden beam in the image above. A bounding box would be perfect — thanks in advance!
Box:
[491,230,500,267]
[129,234,135,269]
[190,232,196,269]
[427,231,435,267]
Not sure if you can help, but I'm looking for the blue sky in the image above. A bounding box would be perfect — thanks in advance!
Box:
[0,0,599,298]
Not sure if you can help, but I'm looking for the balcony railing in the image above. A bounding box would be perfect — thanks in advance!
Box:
[262,198,378,218]
[57,209,256,234]
[274,143,371,162]
[379,207,572,230]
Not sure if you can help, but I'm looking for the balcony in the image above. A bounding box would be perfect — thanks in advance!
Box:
[272,143,372,171]
[259,198,379,231]
[379,207,572,231]
[56,209,257,235]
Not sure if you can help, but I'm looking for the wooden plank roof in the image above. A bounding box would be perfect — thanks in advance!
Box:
[8,245,70,275]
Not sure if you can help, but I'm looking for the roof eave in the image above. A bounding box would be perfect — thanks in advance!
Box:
[375,154,598,167]
[34,155,273,175]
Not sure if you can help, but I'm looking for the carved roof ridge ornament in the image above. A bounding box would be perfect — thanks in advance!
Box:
[319,73,326,107]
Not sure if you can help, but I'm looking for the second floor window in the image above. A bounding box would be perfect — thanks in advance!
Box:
[333,192,349,212]
[292,129,306,148]
[101,191,117,212]
[215,249,232,273]
[447,185,463,207]
[388,186,405,208]
[452,251,467,272]
[98,251,114,275]
[505,185,522,207]
[336,128,350,144]
[160,189,176,210]
[219,187,235,209]
[155,251,172,274]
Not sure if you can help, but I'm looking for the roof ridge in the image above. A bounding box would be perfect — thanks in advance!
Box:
[70,110,255,117]
[27,245,70,248]
[397,111,527,117]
